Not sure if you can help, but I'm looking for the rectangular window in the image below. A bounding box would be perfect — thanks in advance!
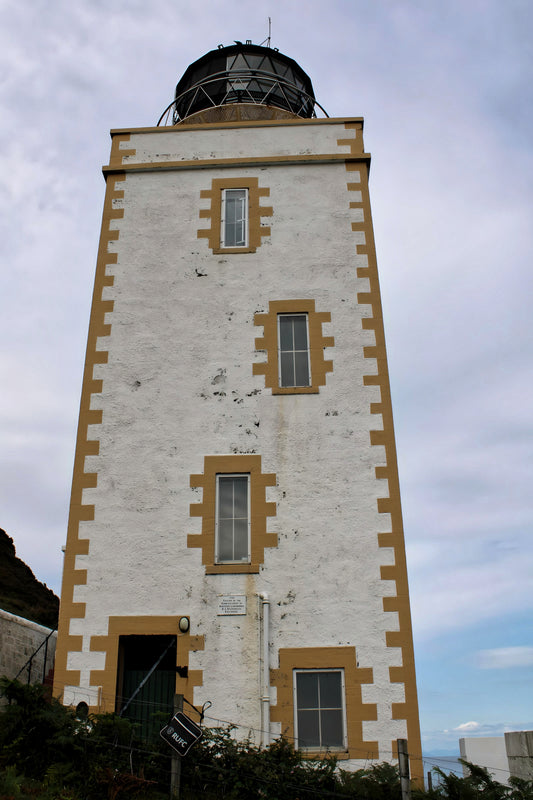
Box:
[215,475,250,563]
[294,669,346,750]
[278,314,311,388]
[221,188,248,248]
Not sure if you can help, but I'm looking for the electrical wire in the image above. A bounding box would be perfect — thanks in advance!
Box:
[45,677,520,780]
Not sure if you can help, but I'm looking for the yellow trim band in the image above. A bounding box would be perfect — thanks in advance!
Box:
[104,153,371,175]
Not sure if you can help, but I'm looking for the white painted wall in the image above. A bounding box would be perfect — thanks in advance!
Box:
[459,737,510,785]
[63,119,411,767]
[120,120,361,164]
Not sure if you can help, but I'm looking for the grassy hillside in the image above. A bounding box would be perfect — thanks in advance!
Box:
[0,529,59,629]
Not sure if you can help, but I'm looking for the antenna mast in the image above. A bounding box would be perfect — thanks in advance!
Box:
[260,18,272,47]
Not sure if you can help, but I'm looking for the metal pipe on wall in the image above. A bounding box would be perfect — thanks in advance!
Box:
[259,593,270,747]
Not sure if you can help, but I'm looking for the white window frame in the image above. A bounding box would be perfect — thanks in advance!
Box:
[277,313,312,388]
[293,668,347,751]
[215,474,251,564]
[220,188,248,248]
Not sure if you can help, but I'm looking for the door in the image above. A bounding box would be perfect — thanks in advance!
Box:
[116,634,177,740]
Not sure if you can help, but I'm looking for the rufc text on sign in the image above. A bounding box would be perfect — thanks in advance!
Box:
[160,711,202,756]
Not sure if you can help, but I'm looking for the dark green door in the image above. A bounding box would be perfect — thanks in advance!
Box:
[116,635,177,741]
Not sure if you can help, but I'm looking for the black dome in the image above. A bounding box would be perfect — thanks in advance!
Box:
[171,43,317,122]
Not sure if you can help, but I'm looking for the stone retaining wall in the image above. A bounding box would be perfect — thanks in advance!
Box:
[0,607,56,692]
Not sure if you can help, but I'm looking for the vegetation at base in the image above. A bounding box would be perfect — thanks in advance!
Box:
[0,529,59,629]
[1,679,532,799]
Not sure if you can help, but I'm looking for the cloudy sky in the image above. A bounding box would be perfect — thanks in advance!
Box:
[1,0,532,764]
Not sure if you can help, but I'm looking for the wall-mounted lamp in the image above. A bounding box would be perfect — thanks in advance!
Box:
[178,616,190,633]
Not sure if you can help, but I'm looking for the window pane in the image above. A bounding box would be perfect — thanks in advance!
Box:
[218,477,234,518]
[319,672,342,708]
[236,220,245,246]
[244,54,264,69]
[224,189,246,247]
[296,671,345,750]
[296,672,318,709]
[320,709,344,748]
[294,352,310,387]
[226,223,237,247]
[225,188,246,203]
[292,316,308,350]
[217,519,233,562]
[232,477,248,518]
[278,314,310,388]
[280,351,295,387]
[217,475,249,563]
[226,195,236,222]
[229,54,249,71]
[233,519,248,561]
[279,316,293,351]
[297,710,320,748]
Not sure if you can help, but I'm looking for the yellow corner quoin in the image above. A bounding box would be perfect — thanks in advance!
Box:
[270,647,378,760]
[253,299,334,394]
[340,122,423,782]
[188,455,277,574]
[52,134,132,702]
[197,176,272,254]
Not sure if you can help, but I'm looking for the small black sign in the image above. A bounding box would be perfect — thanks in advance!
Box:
[160,711,203,756]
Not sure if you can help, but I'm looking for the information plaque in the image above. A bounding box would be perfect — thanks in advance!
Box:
[217,595,247,616]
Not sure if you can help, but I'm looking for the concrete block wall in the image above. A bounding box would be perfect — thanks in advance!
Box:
[0,607,57,690]
[460,736,510,784]
[505,731,533,781]
[460,733,533,784]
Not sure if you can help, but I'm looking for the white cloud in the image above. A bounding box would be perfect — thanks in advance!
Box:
[476,647,533,670]
[455,721,481,732]
[422,718,533,752]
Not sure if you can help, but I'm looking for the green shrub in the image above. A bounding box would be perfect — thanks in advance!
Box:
[2,679,533,799]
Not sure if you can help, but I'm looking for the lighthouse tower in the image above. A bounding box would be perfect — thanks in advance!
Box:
[54,42,422,776]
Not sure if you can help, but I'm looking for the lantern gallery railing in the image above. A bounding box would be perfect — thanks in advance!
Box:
[157,69,328,125]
